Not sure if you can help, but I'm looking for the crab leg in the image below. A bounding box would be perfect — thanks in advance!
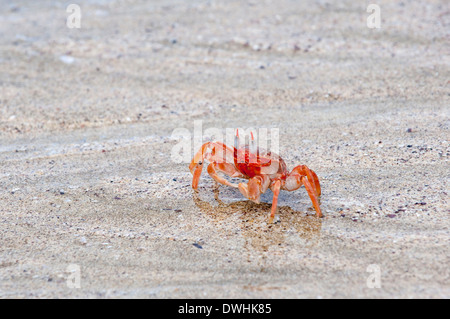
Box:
[237,175,270,204]
[190,143,209,189]
[291,165,321,197]
[270,179,282,221]
[191,162,204,189]
[238,182,257,203]
[190,141,237,189]
[207,162,241,188]
[301,176,323,218]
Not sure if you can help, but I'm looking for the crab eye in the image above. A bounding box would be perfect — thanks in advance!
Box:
[249,131,257,154]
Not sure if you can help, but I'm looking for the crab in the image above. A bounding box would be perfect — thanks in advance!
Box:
[189,130,322,221]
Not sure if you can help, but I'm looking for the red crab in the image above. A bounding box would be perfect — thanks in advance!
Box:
[189,130,322,221]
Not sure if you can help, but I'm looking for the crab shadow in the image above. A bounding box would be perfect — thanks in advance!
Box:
[193,190,322,253]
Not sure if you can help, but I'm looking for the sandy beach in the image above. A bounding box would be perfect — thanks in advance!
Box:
[0,0,449,298]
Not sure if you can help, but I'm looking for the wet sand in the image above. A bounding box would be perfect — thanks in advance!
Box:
[0,1,449,298]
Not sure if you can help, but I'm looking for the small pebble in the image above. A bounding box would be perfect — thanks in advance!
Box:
[59,55,75,64]
[415,202,426,206]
